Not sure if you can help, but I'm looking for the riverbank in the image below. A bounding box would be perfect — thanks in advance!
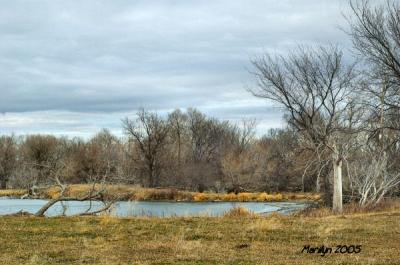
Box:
[0,184,321,202]
[0,204,399,265]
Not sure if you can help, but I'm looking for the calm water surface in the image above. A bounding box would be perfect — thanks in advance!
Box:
[0,198,309,217]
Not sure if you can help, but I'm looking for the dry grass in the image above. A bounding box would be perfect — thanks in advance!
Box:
[297,199,400,218]
[223,206,254,217]
[0,189,26,197]
[0,184,321,202]
[0,204,399,265]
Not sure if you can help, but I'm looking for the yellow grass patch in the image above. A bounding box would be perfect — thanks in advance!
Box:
[0,189,26,197]
[223,206,254,217]
[0,184,321,203]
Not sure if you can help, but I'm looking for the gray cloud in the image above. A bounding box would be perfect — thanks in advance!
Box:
[0,0,368,136]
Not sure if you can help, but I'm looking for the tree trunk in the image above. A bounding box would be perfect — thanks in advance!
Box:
[316,175,320,193]
[148,171,154,188]
[332,154,343,213]
[316,166,332,207]
[177,132,181,168]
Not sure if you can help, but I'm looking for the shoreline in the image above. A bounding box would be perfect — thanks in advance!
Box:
[0,184,322,203]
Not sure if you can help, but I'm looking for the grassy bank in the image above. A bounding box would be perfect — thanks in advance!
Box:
[0,205,399,265]
[0,189,27,197]
[0,184,321,202]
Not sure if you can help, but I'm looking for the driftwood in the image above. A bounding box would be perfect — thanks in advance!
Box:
[34,190,115,217]
[3,200,115,217]
[10,180,117,217]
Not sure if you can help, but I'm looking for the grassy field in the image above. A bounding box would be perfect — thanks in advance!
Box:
[0,205,399,265]
[0,184,321,202]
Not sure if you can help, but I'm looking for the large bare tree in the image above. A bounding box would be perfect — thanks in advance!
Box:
[251,45,358,212]
[345,0,400,203]
[347,0,400,131]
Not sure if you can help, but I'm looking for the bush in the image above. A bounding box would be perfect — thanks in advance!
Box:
[223,206,254,217]
[238,192,253,201]
[193,193,207,202]
[256,193,274,201]
[275,193,283,201]
[44,187,62,199]
[222,193,238,201]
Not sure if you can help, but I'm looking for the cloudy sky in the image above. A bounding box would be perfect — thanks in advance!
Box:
[0,0,357,138]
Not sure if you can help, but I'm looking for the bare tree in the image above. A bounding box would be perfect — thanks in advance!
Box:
[185,109,232,191]
[350,152,400,206]
[122,109,169,187]
[168,109,189,168]
[85,129,122,183]
[0,135,17,189]
[32,168,115,217]
[250,45,358,212]
[187,108,228,163]
[21,135,60,188]
[347,0,400,128]
[345,0,400,203]
[221,120,258,192]
[257,128,305,192]
[234,119,257,154]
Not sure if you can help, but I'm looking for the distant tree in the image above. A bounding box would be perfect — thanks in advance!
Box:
[187,109,221,162]
[86,129,121,183]
[0,135,17,189]
[122,109,169,187]
[221,120,258,193]
[261,129,304,192]
[21,135,60,186]
[168,109,189,169]
[185,109,231,191]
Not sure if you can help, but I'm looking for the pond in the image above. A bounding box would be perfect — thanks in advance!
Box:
[0,198,309,217]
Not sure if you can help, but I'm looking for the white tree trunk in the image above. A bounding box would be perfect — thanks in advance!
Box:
[333,154,343,213]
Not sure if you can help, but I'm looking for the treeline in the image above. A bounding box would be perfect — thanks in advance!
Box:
[0,108,308,193]
[3,106,398,204]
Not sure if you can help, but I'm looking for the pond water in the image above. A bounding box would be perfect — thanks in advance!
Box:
[0,198,309,217]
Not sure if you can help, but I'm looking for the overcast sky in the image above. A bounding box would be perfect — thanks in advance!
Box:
[0,0,359,138]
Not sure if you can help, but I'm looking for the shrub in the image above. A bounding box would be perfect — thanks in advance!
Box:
[222,193,238,201]
[175,191,193,201]
[151,189,179,200]
[275,193,283,201]
[238,192,254,202]
[223,206,253,217]
[193,193,207,202]
[206,193,222,201]
[257,192,268,201]
[256,192,274,201]
[45,187,61,199]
